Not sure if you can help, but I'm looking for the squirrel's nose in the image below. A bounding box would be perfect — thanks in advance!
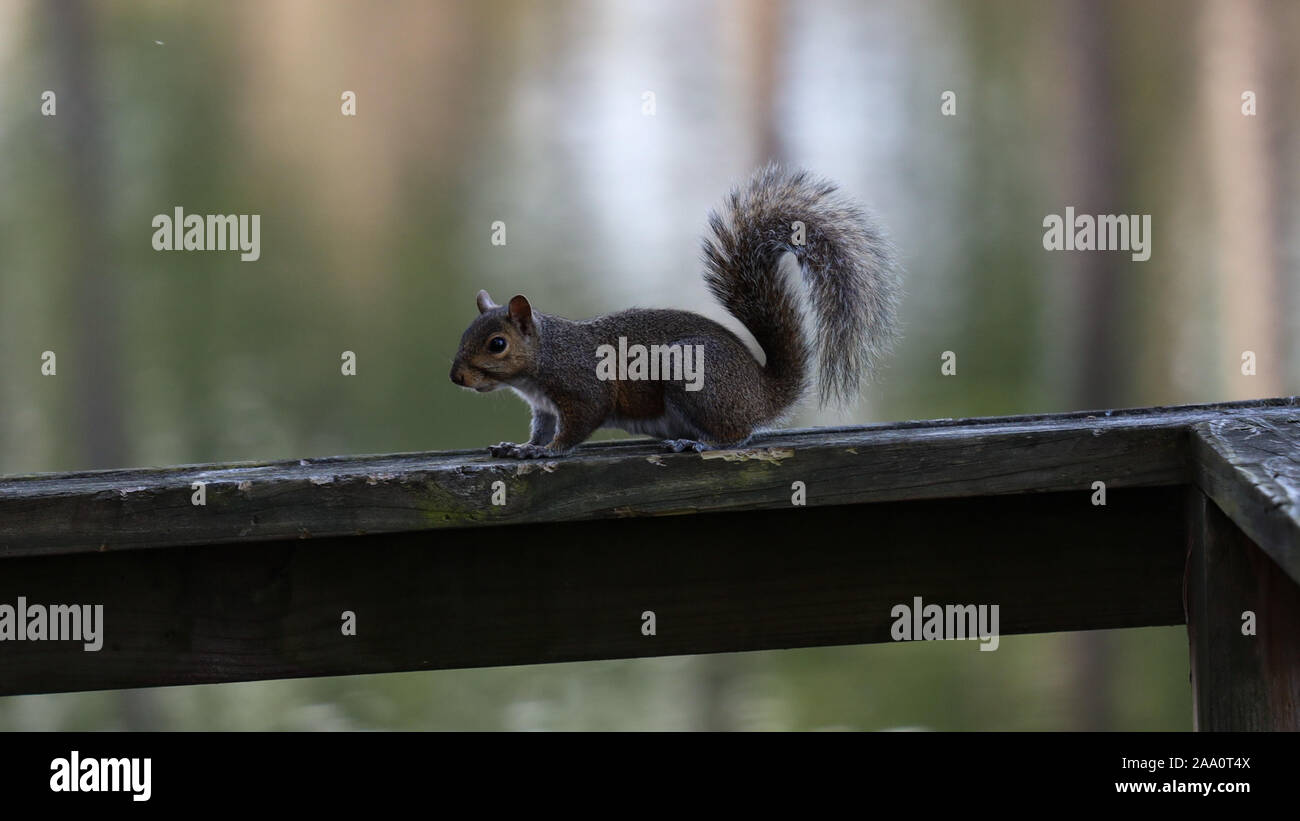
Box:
[450,366,465,386]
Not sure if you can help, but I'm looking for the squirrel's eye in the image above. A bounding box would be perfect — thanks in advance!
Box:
[487,336,508,354]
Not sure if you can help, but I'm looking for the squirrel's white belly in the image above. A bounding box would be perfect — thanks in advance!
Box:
[508,381,559,416]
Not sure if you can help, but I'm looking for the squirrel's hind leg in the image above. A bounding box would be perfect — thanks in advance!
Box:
[661,433,754,453]
[639,334,765,452]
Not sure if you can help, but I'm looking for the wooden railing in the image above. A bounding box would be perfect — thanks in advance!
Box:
[1,397,1296,729]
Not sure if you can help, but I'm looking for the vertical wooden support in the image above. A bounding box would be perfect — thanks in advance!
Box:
[1187,490,1300,730]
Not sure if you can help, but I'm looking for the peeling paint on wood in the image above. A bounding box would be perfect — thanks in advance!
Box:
[0,397,1295,559]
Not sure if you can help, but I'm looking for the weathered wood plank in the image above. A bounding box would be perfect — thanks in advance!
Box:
[2,398,1294,558]
[1186,491,1300,731]
[1191,414,1300,584]
[0,488,1187,696]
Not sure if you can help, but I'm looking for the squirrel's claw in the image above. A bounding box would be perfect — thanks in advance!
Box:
[489,442,555,459]
[662,438,710,453]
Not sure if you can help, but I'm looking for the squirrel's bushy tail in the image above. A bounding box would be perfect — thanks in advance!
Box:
[701,164,901,414]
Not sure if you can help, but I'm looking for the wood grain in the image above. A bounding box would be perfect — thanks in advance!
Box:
[1187,491,1300,731]
[2,397,1294,558]
[0,488,1187,696]
[1,397,1297,703]
[1192,415,1300,584]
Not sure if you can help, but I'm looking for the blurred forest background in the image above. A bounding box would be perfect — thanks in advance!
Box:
[1,0,1298,730]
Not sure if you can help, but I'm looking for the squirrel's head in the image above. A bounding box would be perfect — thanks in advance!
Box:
[450,290,539,392]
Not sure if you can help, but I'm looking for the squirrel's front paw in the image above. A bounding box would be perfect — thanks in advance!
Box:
[489,442,555,459]
[488,441,526,458]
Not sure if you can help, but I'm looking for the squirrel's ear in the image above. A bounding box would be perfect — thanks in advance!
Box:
[476,290,498,314]
[507,294,534,334]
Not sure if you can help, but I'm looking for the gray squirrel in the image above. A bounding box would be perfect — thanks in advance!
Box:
[450,165,902,458]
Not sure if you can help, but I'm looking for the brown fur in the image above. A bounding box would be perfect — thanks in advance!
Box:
[450,166,901,457]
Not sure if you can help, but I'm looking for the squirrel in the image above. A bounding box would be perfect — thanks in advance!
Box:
[450,164,901,459]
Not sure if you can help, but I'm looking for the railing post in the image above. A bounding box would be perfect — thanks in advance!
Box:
[1186,490,1300,730]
